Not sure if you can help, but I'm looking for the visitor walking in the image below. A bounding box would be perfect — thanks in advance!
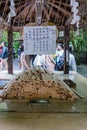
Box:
[69,46,77,71]
[20,45,30,71]
[17,45,22,68]
[54,44,64,71]
[0,42,8,71]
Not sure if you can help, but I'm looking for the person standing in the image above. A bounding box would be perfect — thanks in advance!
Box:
[20,45,30,71]
[17,45,22,68]
[45,55,56,71]
[33,54,46,68]
[54,44,64,71]
[69,46,77,71]
[0,42,8,71]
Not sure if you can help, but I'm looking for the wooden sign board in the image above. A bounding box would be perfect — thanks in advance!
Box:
[23,26,56,55]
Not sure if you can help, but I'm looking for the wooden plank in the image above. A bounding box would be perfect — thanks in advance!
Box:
[2,0,8,18]
[54,0,71,8]
[14,3,31,20]
[48,1,71,17]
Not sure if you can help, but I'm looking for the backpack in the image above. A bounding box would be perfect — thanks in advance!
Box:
[55,54,64,71]
[2,47,8,59]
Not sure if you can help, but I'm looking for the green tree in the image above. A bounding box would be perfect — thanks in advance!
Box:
[0,31,8,45]
[70,28,87,64]
[13,32,21,57]
[0,31,21,57]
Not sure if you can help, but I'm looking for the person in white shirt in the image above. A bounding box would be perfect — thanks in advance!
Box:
[69,46,77,71]
[33,55,46,68]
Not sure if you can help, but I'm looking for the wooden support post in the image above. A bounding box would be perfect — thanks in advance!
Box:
[64,25,70,74]
[8,25,13,74]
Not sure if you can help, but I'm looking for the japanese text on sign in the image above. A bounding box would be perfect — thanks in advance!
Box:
[24,26,56,55]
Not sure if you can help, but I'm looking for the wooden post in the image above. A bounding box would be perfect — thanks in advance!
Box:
[64,25,70,74]
[8,25,13,74]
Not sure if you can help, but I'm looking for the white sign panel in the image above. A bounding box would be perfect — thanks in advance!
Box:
[23,26,56,55]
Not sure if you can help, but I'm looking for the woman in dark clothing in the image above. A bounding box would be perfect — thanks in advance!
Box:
[1,42,8,70]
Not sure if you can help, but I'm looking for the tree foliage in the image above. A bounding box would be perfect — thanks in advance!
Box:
[0,31,21,56]
[70,28,87,64]
[70,29,85,51]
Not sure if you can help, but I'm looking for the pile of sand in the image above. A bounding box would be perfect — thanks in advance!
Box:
[2,67,78,101]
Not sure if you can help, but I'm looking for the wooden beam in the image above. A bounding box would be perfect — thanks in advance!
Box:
[0,0,2,7]
[76,0,87,2]
[26,1,35,21]
[12,26,23,32]
[45,3,60,21]
[79,2,87,15]
[48,1,71,17]
[1,0,20,3]
[48,0,55,20]
[43,6,49,20]
[16,1,30,14]
[51,9,60,19]
[2,0,9,18]
[45,3,63,24]
[54,0,71,8]
[14,3,31,20]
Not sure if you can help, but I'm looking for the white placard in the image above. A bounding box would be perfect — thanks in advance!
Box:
[58,31,64,37]
[23,26,56,55]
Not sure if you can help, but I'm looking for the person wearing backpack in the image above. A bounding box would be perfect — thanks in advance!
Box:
[54,44,64,71]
